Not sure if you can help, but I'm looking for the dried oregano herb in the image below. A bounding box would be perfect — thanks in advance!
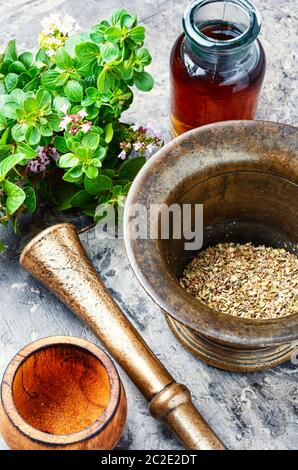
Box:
[180,243,298,319]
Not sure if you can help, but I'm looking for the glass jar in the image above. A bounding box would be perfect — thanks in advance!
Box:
[170,0,266,136]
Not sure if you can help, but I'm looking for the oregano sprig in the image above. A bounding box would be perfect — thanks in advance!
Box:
[0,9,162,249]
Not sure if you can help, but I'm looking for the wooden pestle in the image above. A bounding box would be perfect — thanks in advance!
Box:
[20,223,225,450]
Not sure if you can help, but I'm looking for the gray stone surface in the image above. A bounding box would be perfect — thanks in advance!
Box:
[0,0,297,451]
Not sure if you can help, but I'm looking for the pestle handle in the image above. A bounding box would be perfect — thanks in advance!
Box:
[150,383,224,450]
[20,223,225,451]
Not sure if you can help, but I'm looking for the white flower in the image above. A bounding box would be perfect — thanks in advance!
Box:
[146,122,162,140]
[77,109,88,119]
[118,150,127,160]
[81,122,92,133]
[133,141,143,151]
[132,123,140,132]
[59,114,72,130]
[39,13,80,55]
[40,15,57,35]
[50,36,63,46]
[57,14,79,35]
[41,13,79,36]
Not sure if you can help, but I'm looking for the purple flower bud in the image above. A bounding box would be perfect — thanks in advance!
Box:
[39,162,47,172]
[37,147,47,159]
[26,145,57,174]
[70,126,78,135]
[49,147,59,160]
[27,160,39,173]
[154,130,162,141]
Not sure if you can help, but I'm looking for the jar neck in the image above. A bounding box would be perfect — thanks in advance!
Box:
[183,0,262,72]
[184,35,256,72]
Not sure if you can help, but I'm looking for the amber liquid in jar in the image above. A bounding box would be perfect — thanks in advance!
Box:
[170,16,266,136]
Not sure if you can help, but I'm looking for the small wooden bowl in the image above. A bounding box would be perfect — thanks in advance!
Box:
[0,337,127,450]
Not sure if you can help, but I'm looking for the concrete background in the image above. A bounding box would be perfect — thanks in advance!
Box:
[0,0,297,450]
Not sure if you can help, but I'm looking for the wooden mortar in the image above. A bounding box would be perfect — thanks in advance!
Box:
[124,120,298,372]
[0,337,127,450]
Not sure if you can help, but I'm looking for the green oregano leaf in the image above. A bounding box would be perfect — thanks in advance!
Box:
[58,153,79,168]
[12,123,28,142]
[64,80,83,102]
[104,27,122,42]
[136,48,152,66]
[5,73,18,92]
[70,190,93,208]
[3,180,26,214]
[53,72,69,87]
[4,40,17,62]
[75,42,100,63]
[97,69,114,93]
[111,9,129,27]
[17,143,37,159]
[1,100,18,120]
[68,165,84,178]
[134,71,154,91]
[54,136,69,153]
[85,165,99,179]
[36,120,53,137]
[8,61,26,74]
[36,89,52,108]
[24,186,36,212]
[10,88,25,104]
[41,70,62,90]
[23,96,39,113]
[0,115,7,131]
[129,26,145,44]
[0,129,10,146]
[119,156,146,180]
[104,123,114,143]
[46,114,61,132]
[55,48,73,70]
[84,175,113,195]
[100,42,119,63]
[82,133,100,151]
[0,153,25,181]
[36,48,51,65]
[25,125,41,145]
[18,52,33,68]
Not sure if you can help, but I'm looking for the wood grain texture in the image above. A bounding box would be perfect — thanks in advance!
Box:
[13,347,110,435]
[0,337,127,450]
[0,0,297,451]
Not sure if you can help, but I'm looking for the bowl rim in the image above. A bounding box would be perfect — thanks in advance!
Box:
[1,336,122,446]
[124,120,298,348]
